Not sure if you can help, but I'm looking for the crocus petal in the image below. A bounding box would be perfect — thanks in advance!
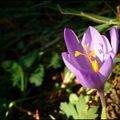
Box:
[99,55,113,83]
[81,26,104,62]
[76,69,103,89]
[64,28,84,55]
[101,35,114,60]
[62,52,79,76]
[61,58,93,88]
[101,35,112,53]
[62,52,93,89]
[64,28,92,70]
[110,27,119,58]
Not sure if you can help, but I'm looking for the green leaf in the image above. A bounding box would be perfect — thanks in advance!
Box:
[87,106,99,117]
[19,50,38,69]
[1,60,24,89]
[76,95,88,115]
[69,93,78,104]
[115,57,120,63]
[88,106,98,114]
[60,102,78,119]
[104,82,113,93]
[85,96,90,103]
[81,106,99,119]
[76,95,98,119]
[59,94,98,119]
[29,64,44,86]
[48,52,61,69]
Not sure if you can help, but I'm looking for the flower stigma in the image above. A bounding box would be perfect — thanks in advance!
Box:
[74,44,99,73]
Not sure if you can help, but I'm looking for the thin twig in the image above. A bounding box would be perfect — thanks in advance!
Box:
[57,4,120,25]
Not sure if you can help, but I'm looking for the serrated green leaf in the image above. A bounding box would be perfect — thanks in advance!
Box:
[59,94,98,119]
[86,106,99,119]
[29,64,44,86]
[19,50,38,69]
[76,95,98,119]
[69,93,78,104]
[85,96,90,103]
[76,95,87,115]
[60,102,79,119]
[87,106,99,114]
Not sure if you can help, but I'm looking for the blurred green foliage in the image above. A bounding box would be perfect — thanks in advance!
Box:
[29,64,44,86]
[2,60,24,91]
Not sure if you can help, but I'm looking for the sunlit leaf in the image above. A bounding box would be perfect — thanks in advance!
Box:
[85,96,90,103]
[60,94,98,119]
[76,95,87,114]
[69,93,78,104]
[77,95,98,119]
[60,102,78,119]
[85,106,99,119]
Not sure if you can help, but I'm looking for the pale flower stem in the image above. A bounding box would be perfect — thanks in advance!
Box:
[97,88,107,119]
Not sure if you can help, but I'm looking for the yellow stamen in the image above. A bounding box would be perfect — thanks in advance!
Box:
[74,44,99,73]
[74,51,83,57]
[90,60,99,73]
[88,50,96,58]
[83,44,88,53]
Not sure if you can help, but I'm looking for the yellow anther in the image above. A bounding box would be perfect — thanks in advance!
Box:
[90,60,99,73]
[88,50,96,58]
[83,44,88,53]
[74,51,83,57]
[74,44,99,73]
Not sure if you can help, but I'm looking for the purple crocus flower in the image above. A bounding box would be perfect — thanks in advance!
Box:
[62,26,119,90]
